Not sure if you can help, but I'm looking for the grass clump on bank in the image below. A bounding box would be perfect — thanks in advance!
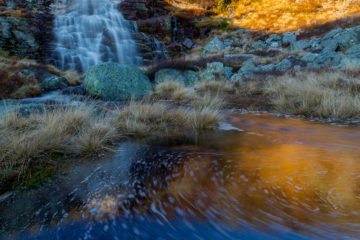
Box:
[115,101,221,139]
[266,72,360,120]
[150,81,195,103]
[0,100,222,191]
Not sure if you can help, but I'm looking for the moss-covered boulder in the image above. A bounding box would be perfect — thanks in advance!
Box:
[83,63,153,101]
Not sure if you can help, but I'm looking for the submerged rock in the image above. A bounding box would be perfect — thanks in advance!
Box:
[84,63,152,101]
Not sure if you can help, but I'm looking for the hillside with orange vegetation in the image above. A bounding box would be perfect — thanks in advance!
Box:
[231,0,360,32]
[166,0,360,33]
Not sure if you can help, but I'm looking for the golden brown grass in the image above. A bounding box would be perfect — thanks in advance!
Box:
[114,101,221,139]
[195,80,234,93]
[0,100,222,189]
[151,81,195,103]
[10,84,42,99]
[151,80,227,111]
[63,70,83,86]
[0,56,82,99]
[0,106,118,189]
[266,71,360,119]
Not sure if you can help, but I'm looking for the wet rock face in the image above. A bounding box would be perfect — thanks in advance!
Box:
[119,0,203,59]
[0,0,53,61]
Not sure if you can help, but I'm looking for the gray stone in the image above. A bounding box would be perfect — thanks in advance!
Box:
[199,70,216,81]
[291,40,310,51]
[230,70,255,81]
[249,40,268,50]
[270,41,281,48]
[320,28,360,53]
[224,38,235,47]
[265,34,282,44]
[182,38,194,49]
[301,53,319,62]
[282,32,297,44]
[337,57,360,70]
[207,62,233,80]
[203,37,226,54]
[323,28,344,40]
[239,59,256,71]
[345,45,360,57]
[306,62,324,70]
[199,62,233,81]
[41,76,69,91]
[84,63,152,101]
[0,16,39,57]
[257,64,276,72]
[183,70,199,86]
[61,86,86,96]
[316,52,343,66]
[309,38,323,51]
[275,59,293,71]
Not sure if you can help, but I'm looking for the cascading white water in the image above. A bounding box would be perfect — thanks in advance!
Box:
[52,0,141,72]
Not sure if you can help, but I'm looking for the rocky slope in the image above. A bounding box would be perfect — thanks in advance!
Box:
[0,0,53,60]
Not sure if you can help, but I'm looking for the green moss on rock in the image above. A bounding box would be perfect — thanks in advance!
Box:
[83,63,153,101]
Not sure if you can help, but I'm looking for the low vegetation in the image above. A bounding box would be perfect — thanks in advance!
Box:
[0,96,223,191]
[115,102,220,139]
[266,71,360,120]
[151,69,360,121]
[167,0,360,33]
[0,55,82,99]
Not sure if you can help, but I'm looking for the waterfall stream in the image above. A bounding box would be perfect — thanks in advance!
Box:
[51,0,141,72]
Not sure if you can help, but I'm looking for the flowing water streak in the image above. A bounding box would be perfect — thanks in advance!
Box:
[52,0,141,72]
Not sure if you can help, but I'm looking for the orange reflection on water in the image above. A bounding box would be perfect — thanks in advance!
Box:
[165,114,360,229]
[83,114,360,236]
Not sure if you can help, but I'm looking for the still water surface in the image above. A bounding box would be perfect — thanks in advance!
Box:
[1,113,359,239]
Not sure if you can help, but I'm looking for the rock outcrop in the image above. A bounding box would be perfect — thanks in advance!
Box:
[83,63,153,101]
[0,0,53,61]
[201,25,360,81]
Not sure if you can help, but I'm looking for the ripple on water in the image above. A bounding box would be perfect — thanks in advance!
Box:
[0,113,359,239]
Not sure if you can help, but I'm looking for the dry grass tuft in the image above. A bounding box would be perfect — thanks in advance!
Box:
[10,84,42,99]
[0,56,82,99]
[0,100,222,189]
[266,71,360,119]
[195,80,234,93]
[151,81,196,103]
[192,93,225,110]
[0,106,117,188]
[233,80,265,96]
[114,101,221,139]
[63,70,83,86]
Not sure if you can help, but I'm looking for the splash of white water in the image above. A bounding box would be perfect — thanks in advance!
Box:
[52,0,141,72]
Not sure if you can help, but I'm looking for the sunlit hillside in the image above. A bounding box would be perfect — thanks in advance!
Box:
[167,0,360,32]
[231,0,360,32]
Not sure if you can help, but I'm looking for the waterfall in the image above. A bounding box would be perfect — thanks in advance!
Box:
[51,0,141,72]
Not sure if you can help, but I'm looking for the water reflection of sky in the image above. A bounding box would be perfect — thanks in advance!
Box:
[2,114,360,239]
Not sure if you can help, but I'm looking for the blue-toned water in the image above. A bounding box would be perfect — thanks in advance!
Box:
[1,114,359,239]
